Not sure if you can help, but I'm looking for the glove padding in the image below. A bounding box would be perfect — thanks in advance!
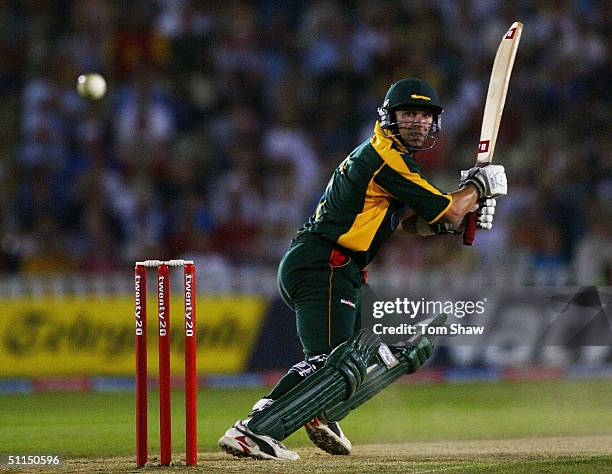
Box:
[476,198,496,230]
[460,164,507,198]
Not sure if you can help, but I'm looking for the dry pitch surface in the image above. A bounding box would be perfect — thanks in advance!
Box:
[27,435,612,473]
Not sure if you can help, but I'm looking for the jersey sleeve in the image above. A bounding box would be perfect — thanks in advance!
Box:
[374,163,452,224]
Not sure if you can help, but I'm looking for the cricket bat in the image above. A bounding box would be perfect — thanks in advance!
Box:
[463,21,523,245]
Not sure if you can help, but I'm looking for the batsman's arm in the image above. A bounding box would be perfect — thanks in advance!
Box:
[400,185,478,234]
[439,185,479,223]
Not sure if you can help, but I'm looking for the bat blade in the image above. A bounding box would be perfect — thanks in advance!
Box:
[476,21,523,166]
[463,21,523,246]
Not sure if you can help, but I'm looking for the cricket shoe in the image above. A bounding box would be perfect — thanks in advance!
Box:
[218,419,300,461]
[305,417,352,455]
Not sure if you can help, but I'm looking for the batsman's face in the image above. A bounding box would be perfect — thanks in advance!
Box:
[396,109,433,148]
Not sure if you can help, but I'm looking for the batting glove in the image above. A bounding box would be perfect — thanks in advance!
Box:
[460,165,507,198]
[476,198,496,230]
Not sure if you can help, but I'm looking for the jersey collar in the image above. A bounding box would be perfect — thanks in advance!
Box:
[373,121,410,155]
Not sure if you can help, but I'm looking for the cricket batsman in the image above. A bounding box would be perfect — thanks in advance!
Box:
[219,78,507,460]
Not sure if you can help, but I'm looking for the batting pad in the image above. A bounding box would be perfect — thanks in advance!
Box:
[248,329,381,441]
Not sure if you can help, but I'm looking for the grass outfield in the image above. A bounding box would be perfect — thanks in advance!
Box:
[0,379,611,472]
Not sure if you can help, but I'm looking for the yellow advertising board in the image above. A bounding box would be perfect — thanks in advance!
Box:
[0,295,267,377]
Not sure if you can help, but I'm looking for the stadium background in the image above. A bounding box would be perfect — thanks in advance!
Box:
[0,1,610,388]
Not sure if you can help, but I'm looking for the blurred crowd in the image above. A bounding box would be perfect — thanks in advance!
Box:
[0,0,609,284]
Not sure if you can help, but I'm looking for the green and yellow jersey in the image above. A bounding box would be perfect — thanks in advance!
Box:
[297,121,452,268]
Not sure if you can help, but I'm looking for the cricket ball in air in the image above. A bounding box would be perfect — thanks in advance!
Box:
[77,73,107,100]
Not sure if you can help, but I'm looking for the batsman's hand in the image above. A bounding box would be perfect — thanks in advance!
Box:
[460,164,507,199]
[427,198,496,234]
[429,221,463,235]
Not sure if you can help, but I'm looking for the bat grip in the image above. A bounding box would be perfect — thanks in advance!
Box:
[463,211,477,246]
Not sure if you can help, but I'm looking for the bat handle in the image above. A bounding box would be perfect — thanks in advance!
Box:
[463,211,477,246]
